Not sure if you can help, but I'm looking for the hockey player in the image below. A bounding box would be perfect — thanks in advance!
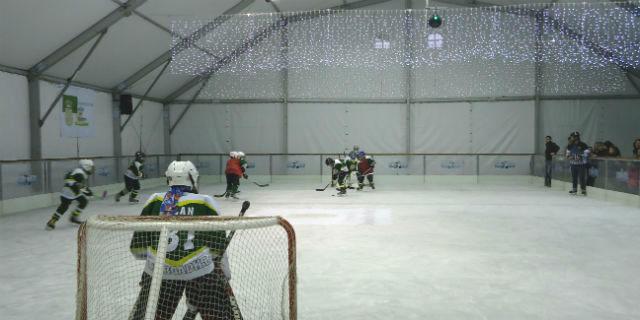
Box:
[45,159,94,230]
[115,151,145,203]
[128,161,234,320]
[237,151,248,178]
[325,157,349,195]
[344,156,359,189]
[356,151,375,190]
[223,151,246,199]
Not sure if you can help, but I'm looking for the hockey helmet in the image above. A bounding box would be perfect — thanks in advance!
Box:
[325,157,334,166]
[79,159,94,174]
[165,161,199,191]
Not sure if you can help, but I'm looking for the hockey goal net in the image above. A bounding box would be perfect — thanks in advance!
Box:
[77,215,296,320]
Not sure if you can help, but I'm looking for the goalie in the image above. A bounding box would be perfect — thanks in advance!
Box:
[128,161,235,320]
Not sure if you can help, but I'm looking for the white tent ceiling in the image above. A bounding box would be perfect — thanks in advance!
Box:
[0,0,638,103]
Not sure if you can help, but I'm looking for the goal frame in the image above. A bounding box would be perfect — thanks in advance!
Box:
[76,215,297,320]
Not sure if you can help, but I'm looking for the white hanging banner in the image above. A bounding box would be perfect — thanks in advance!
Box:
[60,86,96,138]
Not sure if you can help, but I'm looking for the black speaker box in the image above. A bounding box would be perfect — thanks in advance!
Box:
[119,94,133,115]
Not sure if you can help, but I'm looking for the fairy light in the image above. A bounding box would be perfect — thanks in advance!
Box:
[169,2,640,98]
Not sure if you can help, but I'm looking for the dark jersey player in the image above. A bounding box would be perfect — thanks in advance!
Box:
[116,151,145,203]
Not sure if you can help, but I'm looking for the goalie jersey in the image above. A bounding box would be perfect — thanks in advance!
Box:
[129,192,226,280]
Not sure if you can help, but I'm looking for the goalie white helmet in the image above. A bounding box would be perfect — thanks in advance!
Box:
[165,160,199,190]
[229,151,238,158]
[237,151,245,158]
[79,159,94,174]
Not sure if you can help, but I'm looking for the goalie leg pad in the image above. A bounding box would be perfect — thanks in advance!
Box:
[186,272,232,320]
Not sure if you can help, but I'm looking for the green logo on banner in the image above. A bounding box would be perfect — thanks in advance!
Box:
[63,95,77,126]
[62,95,89,127]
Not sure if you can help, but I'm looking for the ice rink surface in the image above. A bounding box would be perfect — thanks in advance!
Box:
[1,180,640,320]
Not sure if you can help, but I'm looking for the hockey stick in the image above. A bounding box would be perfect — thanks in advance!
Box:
[315,182,330,191]
[251,180,269,187]
[182,200,250,320]
[214,192,228,198]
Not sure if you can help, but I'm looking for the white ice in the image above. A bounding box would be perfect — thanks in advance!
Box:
[1,181,640,319]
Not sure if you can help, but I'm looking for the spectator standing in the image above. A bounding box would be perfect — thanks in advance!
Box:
[544,136,560,187]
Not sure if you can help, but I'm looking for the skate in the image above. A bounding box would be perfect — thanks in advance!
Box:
[129,198,140,204]
[45,216,59,230]
[115,192,122,202]
[569,189,577,195]
[70,215,84,225]
[357,183,364,191]
[370,183,375,189]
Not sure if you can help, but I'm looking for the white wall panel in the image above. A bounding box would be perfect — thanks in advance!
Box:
[39,81,113,158]
[539,100,601,152]
[288,103,406,153]
[288,66,406,99]
[170,104,229,154]
[600,100,640,157]
[471,101,535,153]
[208,70,283,99]
[540,99,640,156]
[229,104,284,153]
[170,103,284,154]
[121,99,165,156]
[0,71,29,160]
[412,61,535,98]
[288,103,346,153]
[540,62,638,96]
[346,104,407,153]
[412,102,472,153]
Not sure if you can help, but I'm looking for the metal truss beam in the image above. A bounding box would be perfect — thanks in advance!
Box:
[110,0,221,61]
[40,31,107,127]
[112,0,255,93]
[167,94,640,105]
[120,60,171,131]
[29,0,147,76]
[169,79,210,134]
[163,0,393,105]
[626,73,640,94]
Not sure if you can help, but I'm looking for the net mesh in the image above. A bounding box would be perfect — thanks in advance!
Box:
[77,216,296,320]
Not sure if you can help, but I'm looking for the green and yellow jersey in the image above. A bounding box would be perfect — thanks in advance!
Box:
[130,192,226,280]
[61,168,90,199]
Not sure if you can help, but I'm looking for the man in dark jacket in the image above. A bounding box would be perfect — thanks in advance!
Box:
[544,136,560,187]
[565,131,591,195]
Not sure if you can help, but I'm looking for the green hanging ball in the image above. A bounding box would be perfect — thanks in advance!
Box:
[428,14,443,28]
